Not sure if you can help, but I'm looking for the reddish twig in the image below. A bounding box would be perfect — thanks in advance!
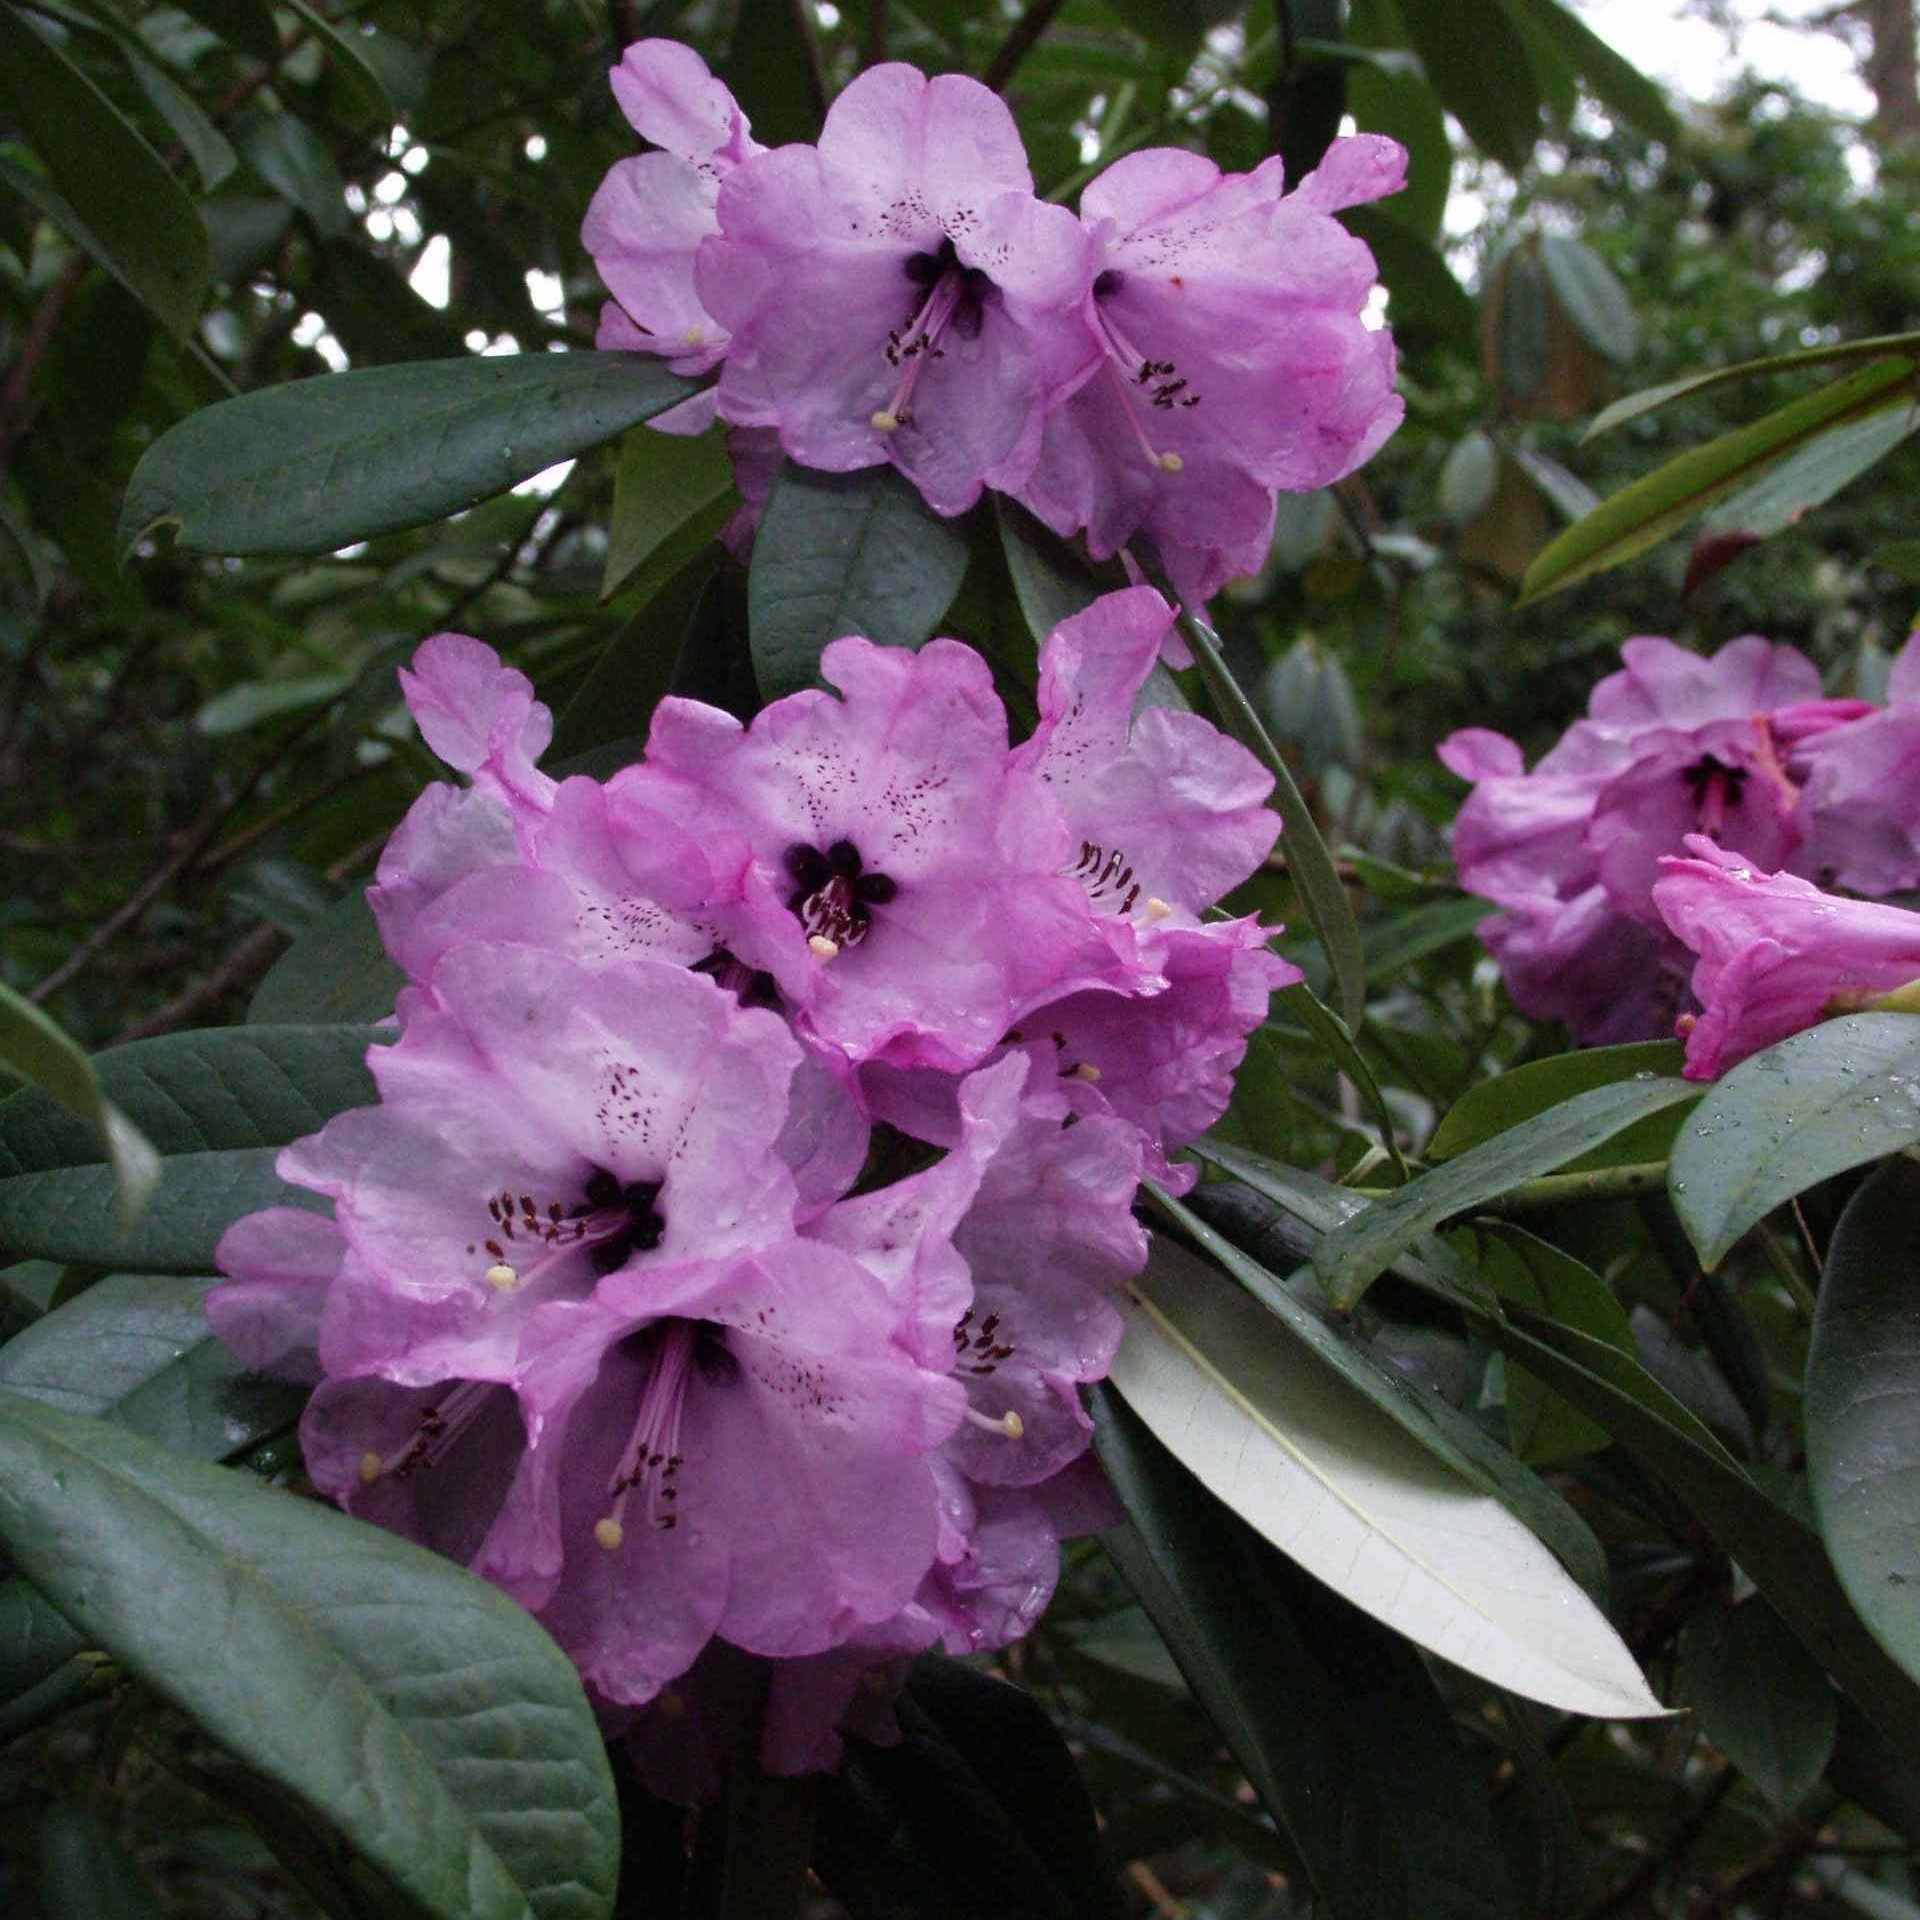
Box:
[982,0,1067,89]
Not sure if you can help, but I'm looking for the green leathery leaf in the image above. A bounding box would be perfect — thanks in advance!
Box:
[1313,1077,1699,1307]
[1519,356,1918,602]
[1669,1013,1920,1270]
[0,2,210,339]
[0,983,158,1234]
[1397,0,1540,171]
[0,1025,385,1272]
[0,1273,303,1461]
[249,891,404,1025]
[1427,1040,1689,1165]
[0,1393,618,1920]
[1807,1158,1920,1695]
[1492,0,1679,139]
[747,460,971,697]
[1697,400,1920,542]
[1538,234,1638,364]
[0,1577,86,1704]
[1094,1386,1522,1920]
[1678,1599,1837,1817]
[601,422,736,600]
[119,353,700,559]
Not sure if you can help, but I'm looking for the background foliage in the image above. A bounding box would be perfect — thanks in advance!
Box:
[4,0,1920,1914]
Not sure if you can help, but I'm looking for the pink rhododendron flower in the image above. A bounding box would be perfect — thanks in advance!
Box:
[1018,139,1406,604]
[1795,628,1920,894]
[1653,836,1920,1078]
[1440,634,1880,1043]
[583,40,762,373]
[697,63,1093,515]
[629,632,1126,1071]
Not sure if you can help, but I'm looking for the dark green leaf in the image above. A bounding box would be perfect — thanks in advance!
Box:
[1520,356,1917,602]
[249,891,403,1025]
[1428,1040,1688,1163]
[1538,234,1638,363]
[37,1802,163,1920]
[1497,250,1550,402]
[0,1577,85,1703]
[1314,1077,1699,1308]
[601,422,736,600]
[0,1273,303,1460]
[1807,1157,1920,1694]
[1398,0,1540,170]
[1267,0,1346,189]
[1346,0,1449,240]
[1477,1227,1634,1463]
[120,352,700,559]
[995,495,1116,643]
[1669,1013,1920,1270]
[1095,1386,1522,1920]
[171,0,279,62]
[0,2,210,338]
[197,671,351,734]
[553,532,729,761]
[1678,1599,1837,1816]
[1493,0,1679,138]
[1098,0,1206,66]
[1347,207,1478,354]
[280,0,395,121]
[0,982,158,1230]
[1361,894,1491,980]
[0,1393,618,1920]
[747,460,971,697]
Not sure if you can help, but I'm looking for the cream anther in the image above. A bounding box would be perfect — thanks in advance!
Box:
[594,1516,625,1552]
[808,934,841,960]
[483,1262,519,1290]
[1143,896,1173,921]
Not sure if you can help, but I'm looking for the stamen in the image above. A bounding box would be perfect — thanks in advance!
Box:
[808,934,841,960]
[1143,896,1173,921]
[598,1322,698,1544]
[1069,1061,1102,1083]
[874,267,970,430]
[484,1262,519,1290]
[963,1406,1025,1440]
[364,1379,497,1483]
[1089,305,1198,474]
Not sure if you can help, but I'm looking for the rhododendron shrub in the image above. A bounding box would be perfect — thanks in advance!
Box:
[210,594,1294,1779]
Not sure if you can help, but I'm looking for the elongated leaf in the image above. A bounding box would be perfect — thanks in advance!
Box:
[1493,0,1679,138]
[280,0,393,120]
[0,1393,618,1920]
[1428,1039,1687,1161]
[1361,893,1490,981]
[1697,400,1919,541]
[1314,1077,1700,1307]
[1678,1599,1837,1816]
[1278,983,1406,1180]
[995,495,1115,643]
[1464,1309,1920,1756]
[1346,0,1450,240]
[0,2,210,338]
[172,0,278,60]
[1586,328,1920,439]
[601,422,735,600]
[1477,1228,1633,1464]
[1398,0,1540,170]
[1807,1158,1920,1693]
[1538,234,1637,363]
[1095,1387,1521,1920]
[234,107,350,238]
[1520,356,1917,602]
[1112,1236,1661,1717]
[120,352,700,559]
[0,1024,384,1271]
[747,461,971,697]
[0,982,157,1231]
[1670,1013,1920,1270]
[1190,1162,1920,1755]
[0,1273,301,1460]
[0,1151,312,1272]
[250,891,403,1024]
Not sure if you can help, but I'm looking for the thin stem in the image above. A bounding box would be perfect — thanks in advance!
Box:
[863,0,887,65]
[1355,1161,1671,1213]
[982,0,1067,90]
[785,0,830,125]
[1153,585,1367,1029]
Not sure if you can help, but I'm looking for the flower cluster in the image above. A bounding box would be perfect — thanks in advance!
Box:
[209,588,1295,1786]
[1440,631,1920,1048]
[583,40,1405,603]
